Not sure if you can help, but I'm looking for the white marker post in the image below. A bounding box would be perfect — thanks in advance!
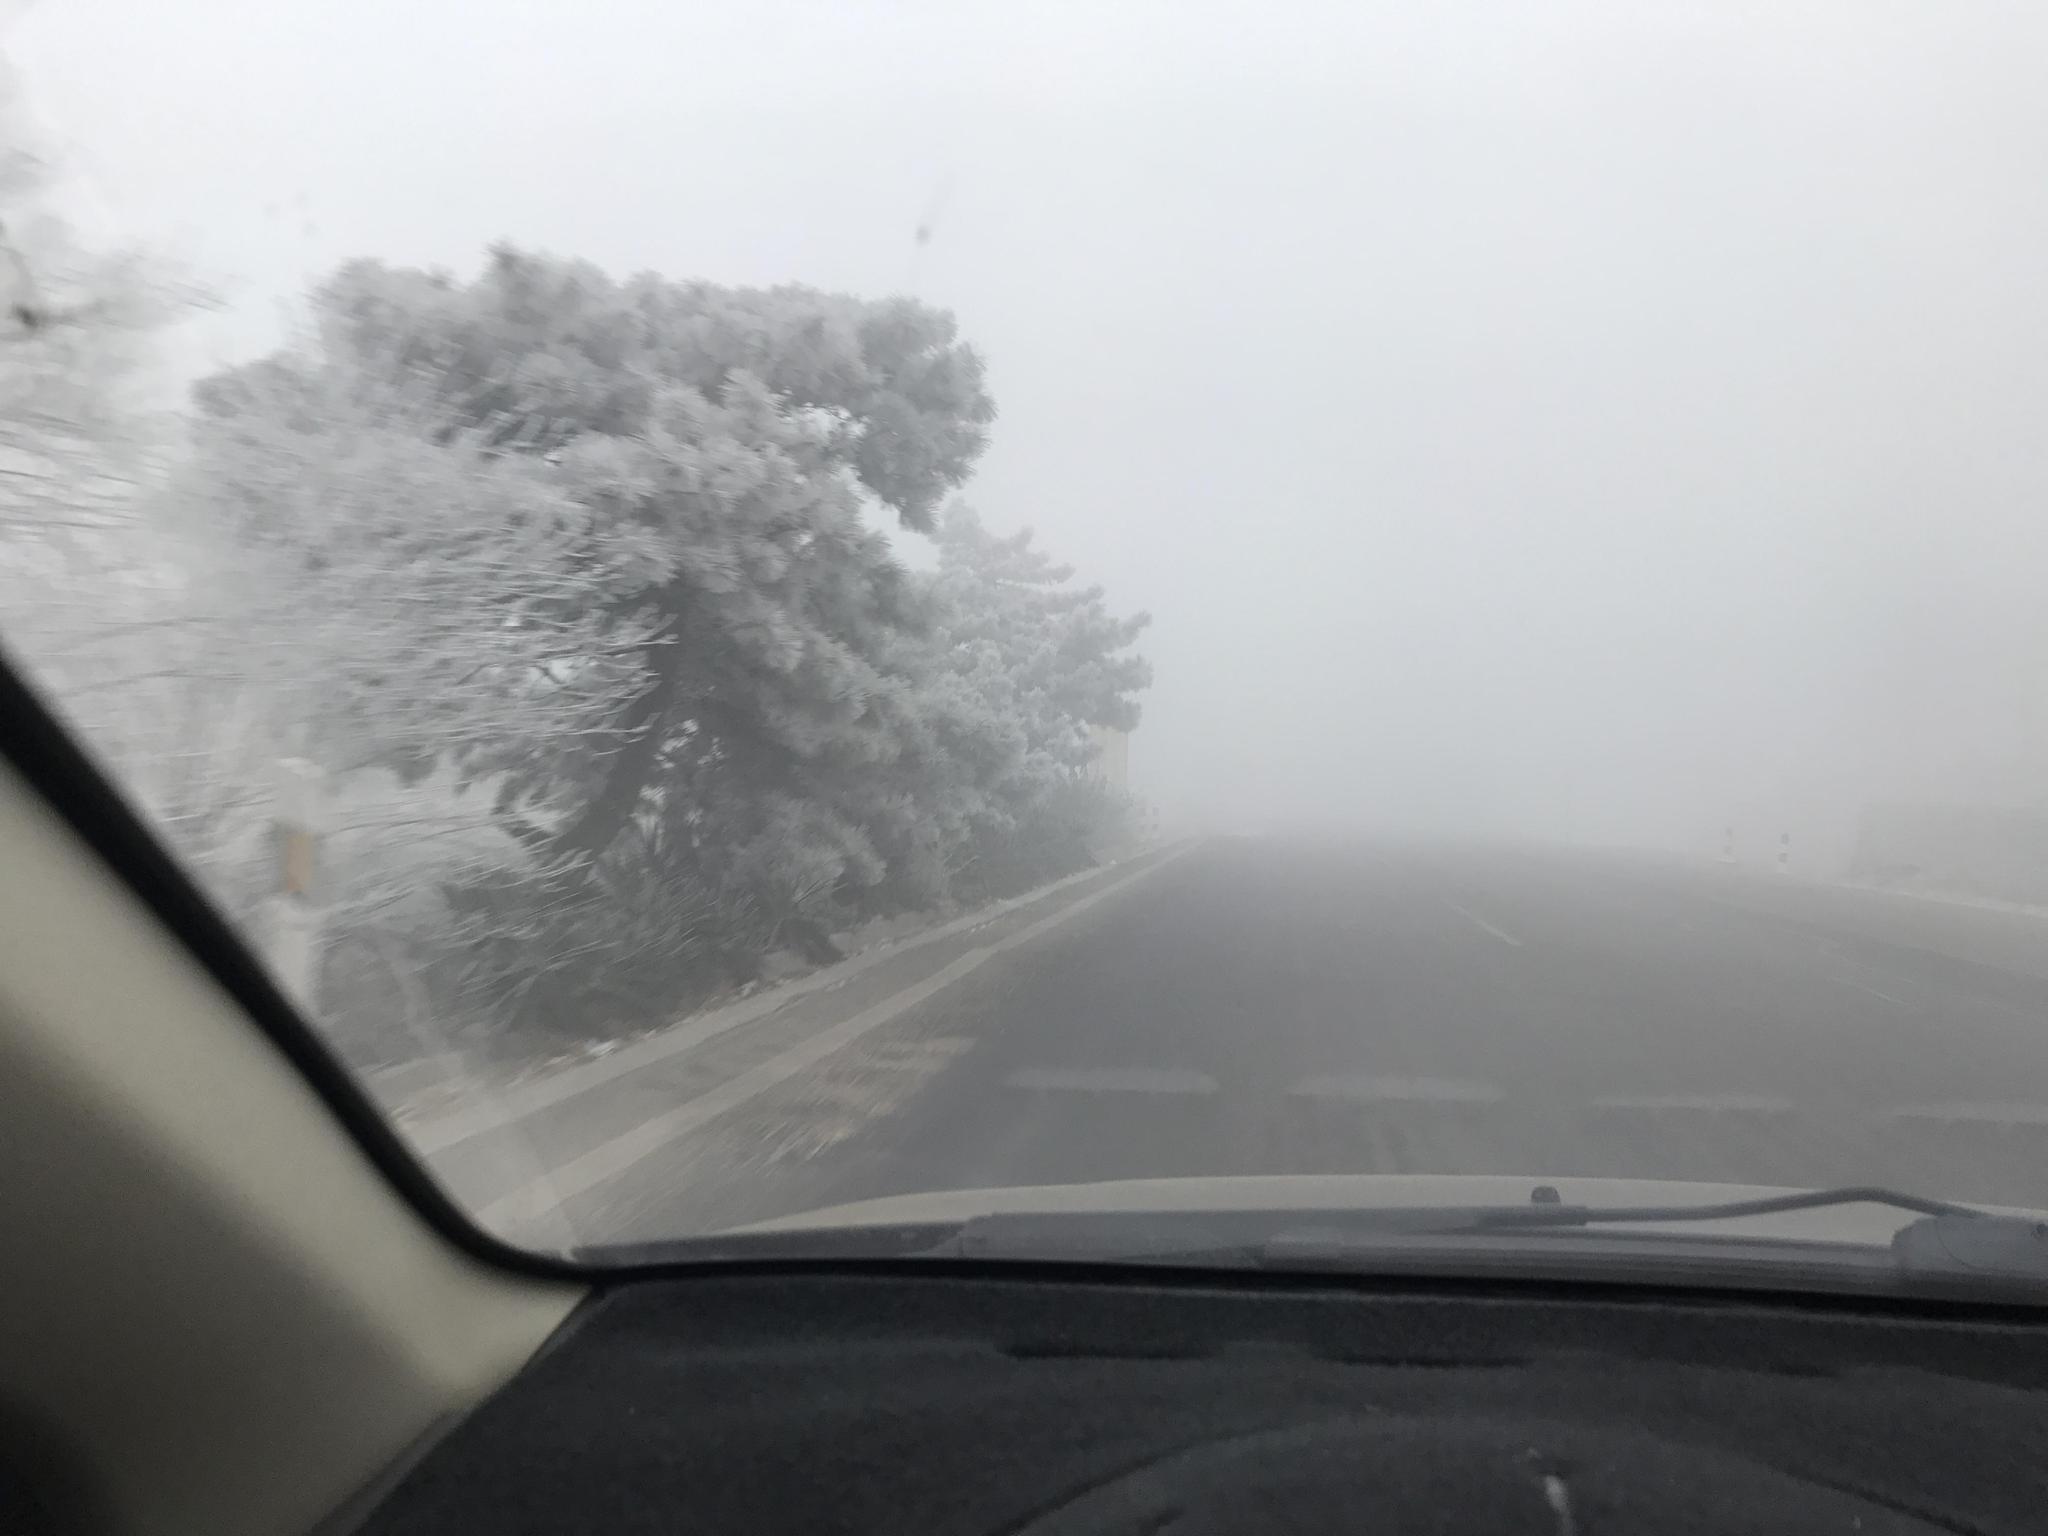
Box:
[1777,830,1791,876]
[265,757,324,1011]
[1721,826,1736,866]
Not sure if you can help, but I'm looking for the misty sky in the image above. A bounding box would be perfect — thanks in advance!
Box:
[16,0,2048,853]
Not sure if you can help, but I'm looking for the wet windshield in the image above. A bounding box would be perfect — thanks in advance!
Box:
[7,1,2048,1279]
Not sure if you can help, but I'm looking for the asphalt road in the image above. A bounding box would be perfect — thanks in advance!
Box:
[428,838,2048,1248]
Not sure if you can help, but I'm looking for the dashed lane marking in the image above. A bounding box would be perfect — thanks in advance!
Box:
[1006,1067,1218,1095]
[1892,1101,2048,1126]
[1289,1073,1505,1104]
[1591,1092,1795,1114]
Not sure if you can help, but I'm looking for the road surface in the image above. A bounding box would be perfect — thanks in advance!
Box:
[412,838,2048,1249]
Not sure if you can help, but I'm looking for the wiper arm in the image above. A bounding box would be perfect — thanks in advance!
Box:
[1459,1184,1983,1232]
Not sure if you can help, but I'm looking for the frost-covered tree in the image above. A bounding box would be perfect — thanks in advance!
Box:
[174,360,643,790]
[925,503,1153,890]
[272,248,999,882]
[0,55,208,852]
[116,240,1154,1046]
[0,72,182,550]
[175,249,1002,1031]
[929,501,1151,767]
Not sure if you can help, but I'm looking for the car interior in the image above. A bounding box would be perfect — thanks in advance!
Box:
[8,657,2048,1536]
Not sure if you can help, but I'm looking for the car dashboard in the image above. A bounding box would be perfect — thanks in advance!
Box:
[350,1266,2048,1536]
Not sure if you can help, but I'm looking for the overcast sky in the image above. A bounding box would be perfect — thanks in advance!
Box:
[16,0,2048,851]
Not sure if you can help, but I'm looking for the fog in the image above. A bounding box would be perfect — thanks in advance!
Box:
[19,0,2048,859]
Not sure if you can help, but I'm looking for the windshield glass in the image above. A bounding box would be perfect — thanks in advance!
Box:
[8,0,2048,1284]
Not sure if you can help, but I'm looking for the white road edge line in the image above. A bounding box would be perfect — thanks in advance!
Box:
[476,846,1191,1231]
[1441,897,1524,948]
[411,842,1191,1154]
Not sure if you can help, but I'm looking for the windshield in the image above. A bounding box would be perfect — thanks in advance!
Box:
[7,0,2048,1287]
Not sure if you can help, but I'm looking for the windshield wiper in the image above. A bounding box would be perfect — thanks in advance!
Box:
[1461,1186,2048,1283]
[913,1188,2009,1270]
[1454,1184,1982,1231]
[577,1187,2048,1295]
[1261,1186,2048,1291]
[1221,1185,1986,1248]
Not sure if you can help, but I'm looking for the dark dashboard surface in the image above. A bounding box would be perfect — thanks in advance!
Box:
[354,1269,2048,1534]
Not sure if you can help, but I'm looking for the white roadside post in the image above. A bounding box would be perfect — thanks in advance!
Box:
[1777,831,1791,876]
[266,757,324,1012]
[1721,826,1736,866]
